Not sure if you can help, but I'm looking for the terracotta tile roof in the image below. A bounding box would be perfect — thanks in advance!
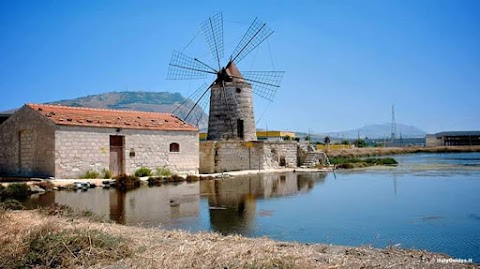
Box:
[26,103,197,132]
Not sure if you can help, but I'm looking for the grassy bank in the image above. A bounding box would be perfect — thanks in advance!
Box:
[0,207,476,269]
[325,146,480,158]
[329,157,398,169]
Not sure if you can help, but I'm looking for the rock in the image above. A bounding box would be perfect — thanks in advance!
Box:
[29,185,45,193]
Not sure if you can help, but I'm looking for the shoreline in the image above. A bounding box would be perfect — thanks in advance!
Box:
[2,210,477,268]
[1,167,332,187]
[325,145,480,158]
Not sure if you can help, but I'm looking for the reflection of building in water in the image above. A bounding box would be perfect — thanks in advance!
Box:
[48,183,200,226]
[200,172,326,235]
[109,182,200,225]
[55,189,111,218]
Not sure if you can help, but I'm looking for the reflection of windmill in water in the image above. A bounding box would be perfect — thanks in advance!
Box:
[167,13,284,141]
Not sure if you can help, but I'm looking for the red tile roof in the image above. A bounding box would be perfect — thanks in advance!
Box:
[26,104,197,132]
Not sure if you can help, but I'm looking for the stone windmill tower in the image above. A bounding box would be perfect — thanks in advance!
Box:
[167,13,284,141]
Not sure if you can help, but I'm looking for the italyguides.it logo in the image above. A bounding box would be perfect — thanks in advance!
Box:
[436,258,473,264]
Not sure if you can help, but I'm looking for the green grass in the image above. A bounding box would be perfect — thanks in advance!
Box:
[80,170,100,179]
[134,167,153,177]
[156,167,172,176]
[329,157,398,169]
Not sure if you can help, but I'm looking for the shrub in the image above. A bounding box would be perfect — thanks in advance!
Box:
[80,170,100,179]
[135,167,153,177]
[6,183,29,199]
[0,198,25,210]
[102,168,112,179]
[114,174,141,191]
[167,174,184,183]
[156,167,172,176]
[186,175,200,182]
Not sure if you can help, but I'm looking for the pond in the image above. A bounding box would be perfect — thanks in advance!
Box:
[25,152,480,262]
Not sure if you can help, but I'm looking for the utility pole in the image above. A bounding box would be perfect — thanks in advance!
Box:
[391,105,397,143]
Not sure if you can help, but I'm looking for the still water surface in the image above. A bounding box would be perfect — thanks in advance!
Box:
[27,152,480,262]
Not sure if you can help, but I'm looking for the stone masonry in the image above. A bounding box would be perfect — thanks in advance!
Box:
[0,105,56,177]
[207,82,257,141]
[199,141,298,174]
[0,104,199,178]
[55,127,198,178]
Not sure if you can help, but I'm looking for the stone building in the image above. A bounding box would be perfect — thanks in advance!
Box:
[207,63,257,141]
[0,104,199,178]
[199,140,298,173]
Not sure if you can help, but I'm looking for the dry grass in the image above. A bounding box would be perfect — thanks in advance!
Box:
[0,210,476,269]
[0,210,131,269]
[325,146,480,158]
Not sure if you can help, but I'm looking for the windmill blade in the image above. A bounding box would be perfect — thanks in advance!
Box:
[173,83,211,127]
[200,13,224,70]
[230,18,274,64]
[167,50,216,80]
[235,71,284,101]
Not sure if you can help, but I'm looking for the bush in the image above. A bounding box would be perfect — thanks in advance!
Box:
[186,175,200,182]
[114,174,141,191]
[0,198,25,210]
[156,167,172,176]
[80,170,100,179]
[134,167,152,177]
[102,168,112,179]
[6,183,29,199]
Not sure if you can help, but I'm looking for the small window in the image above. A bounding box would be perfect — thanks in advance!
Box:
[169,143,180,152]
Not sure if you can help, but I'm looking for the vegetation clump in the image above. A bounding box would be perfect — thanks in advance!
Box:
[33,181,55,191]
[0,221,131,268]
[80,170,100,179]
[114,174,141,191]
[0,198,25,210]
[2,183,29,200]
[134,167,153,177]
[329,157,398,169]
[156,166,172,176]
[102,168,112,179]
[186,175,200,182]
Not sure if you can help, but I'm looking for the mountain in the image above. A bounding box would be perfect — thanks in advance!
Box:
[324,123,426,139]
[47,91,208,130]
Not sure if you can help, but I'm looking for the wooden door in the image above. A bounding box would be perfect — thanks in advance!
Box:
[109,136,124,176]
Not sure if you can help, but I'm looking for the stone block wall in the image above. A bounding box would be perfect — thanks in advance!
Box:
[54,126,111,178]
[207,82,257,141]
[0,106,55,177]
[124,130,199,175]
[199,141,298,174]
[55,126,199,178]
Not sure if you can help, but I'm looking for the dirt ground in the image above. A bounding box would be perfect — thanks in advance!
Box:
[1,210,477,269]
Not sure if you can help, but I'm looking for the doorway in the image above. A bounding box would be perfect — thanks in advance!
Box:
[109,136,124,176]
[237,119,244,139]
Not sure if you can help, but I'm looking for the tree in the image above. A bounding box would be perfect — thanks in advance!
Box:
[354,139,366,148]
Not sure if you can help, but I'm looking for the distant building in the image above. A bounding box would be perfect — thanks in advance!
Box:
[199,130,296,142]
[426,131,480,147]
[0,104,198,178]
[0,113,12,124]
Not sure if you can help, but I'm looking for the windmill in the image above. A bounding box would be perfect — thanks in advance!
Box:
[167,13,284,141]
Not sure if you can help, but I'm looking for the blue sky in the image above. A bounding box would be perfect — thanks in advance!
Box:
[1,0,479,133]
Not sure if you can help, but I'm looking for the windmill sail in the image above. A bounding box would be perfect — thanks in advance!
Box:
[166,13,284,135]
[200,13,224,69]
[230,18,274,64]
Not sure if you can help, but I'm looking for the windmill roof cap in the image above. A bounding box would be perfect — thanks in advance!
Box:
[226,62,244,82]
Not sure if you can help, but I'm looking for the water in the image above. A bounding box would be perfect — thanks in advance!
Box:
[25,152,480,262]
